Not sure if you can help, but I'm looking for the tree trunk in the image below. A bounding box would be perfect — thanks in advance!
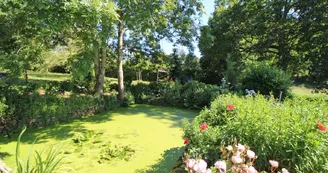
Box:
[98,46,106,95]
[117,12,125,102]
[94,44,106,95]
[93,43,100,94]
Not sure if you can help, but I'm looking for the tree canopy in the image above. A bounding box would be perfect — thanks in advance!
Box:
[200,0,328,86]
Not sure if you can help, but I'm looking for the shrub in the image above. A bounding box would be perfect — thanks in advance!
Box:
[129,82,151,103]
[241,63,292,99]
[129,81,219,109]
[180,81,219,109]
[0,93,118,135]
[122,91,135,107]
[182,94,328,172]
[162,81,183,107]
[60,80,74,92]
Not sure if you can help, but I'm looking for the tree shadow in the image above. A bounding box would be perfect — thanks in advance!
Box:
[135,146,186,173]
[0,105,197,146]
[0,151,12,159]
[0,112,114,145]
[112,105,199,128]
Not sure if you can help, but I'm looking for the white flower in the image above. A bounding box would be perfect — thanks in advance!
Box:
[246,150,255,159]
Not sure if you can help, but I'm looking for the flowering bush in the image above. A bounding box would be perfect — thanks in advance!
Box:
[182,94,328,172]
[184,142,290,173]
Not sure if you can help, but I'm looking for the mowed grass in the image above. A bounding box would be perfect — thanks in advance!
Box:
[26,71,149,85]
[291,86,328,99]
[0,105,198,173]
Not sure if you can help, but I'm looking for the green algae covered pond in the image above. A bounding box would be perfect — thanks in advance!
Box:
[0,105,198,173]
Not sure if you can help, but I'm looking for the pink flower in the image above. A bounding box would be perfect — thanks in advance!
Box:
[236,151,241,157]
[241,164,248,172]
[246,150,255,159]
[269,160,279,168]
[193,159,207,173]
[214,160,226,172]
[231,156,243,164]
[186,159,196,168]
[184,138,189,144]
[282,168,289,173]
[227,104,234,110]
[247,166,258,173]
[206,169,212,173]
[237,143,245,152]
[226,145,233,151]
[200,123,208,130]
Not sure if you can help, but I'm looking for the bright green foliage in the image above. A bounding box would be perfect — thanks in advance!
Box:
[115,0,203,49]
[182,94,328,172]
[0,0,71,77]
[113,0,204,101]
[16,126,68,173]
[241,63,292,99]
[0,97,7,117]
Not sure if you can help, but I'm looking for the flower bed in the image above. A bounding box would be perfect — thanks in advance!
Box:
[181,94,328,172]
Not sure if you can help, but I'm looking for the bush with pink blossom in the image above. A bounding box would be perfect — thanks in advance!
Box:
[182,94,328,172]
[184,141,290,173]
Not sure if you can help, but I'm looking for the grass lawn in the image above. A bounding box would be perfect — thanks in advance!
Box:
[26,71,149,85]
[0,105,198,173]
[291,86,328,99]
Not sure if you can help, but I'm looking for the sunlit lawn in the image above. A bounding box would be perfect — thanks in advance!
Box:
[0,105,198,173]
[291,86,328,99]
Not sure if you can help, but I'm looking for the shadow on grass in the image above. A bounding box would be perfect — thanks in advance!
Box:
[135,147,186,173]
[0,105,198,145]
[0,151,12,158]
[110,105,199,128]
[0,111,114,145]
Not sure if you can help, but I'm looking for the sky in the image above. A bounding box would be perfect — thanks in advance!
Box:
[159,0,215,57]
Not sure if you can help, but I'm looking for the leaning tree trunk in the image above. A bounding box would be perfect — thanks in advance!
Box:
[117,12,125,102]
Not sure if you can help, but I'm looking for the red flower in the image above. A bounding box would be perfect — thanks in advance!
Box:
[318,125,327,132]
[227,104,234,110]
[316,121,327,132]
[184,138,189,144]
[200,123,208,130]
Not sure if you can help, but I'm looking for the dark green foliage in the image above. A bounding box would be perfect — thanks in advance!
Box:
[0,91,118,136]
[199,0,328,87]
[180,81,219,109]
[182,95,328,172]
[100,143,135,162]
[169,49,182,81]
[122,91,135,107]
[241,63,292,99]
[60,80,74,92]
[129,81,219,109]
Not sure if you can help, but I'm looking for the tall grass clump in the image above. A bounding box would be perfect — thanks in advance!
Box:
[16,126,71,173]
